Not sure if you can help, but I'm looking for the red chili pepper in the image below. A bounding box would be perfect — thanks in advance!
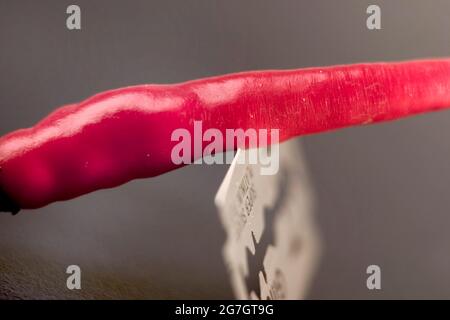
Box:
[1,58,450,213]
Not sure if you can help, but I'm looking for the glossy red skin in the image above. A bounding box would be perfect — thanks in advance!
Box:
[1,58,450,210]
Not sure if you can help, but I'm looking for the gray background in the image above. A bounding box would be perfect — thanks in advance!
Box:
[0,0,449,299]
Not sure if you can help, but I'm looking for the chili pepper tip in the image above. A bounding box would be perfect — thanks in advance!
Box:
[0,189,20,215]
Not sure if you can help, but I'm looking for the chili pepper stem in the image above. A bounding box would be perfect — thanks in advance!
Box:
[0,189,20,214]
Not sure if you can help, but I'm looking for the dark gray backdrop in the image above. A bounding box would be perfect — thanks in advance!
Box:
[0,0,450,299]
